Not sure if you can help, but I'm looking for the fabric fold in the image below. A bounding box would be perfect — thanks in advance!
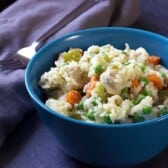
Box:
[0,0,140,146]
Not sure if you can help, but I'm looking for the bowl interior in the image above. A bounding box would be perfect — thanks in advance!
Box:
[25,27,168,122]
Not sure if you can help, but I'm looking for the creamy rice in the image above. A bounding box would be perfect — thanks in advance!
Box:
[39,44,168,124]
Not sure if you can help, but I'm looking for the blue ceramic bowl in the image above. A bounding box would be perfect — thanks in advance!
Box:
[25,27,168,167]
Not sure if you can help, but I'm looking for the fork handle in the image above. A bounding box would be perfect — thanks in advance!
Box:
[35,0,100,50]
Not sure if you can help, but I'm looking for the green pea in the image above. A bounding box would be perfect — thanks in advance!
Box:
[132,113,145,123]
[132,94,146,105]
[141,77,149,86]
[104,114,112,124]
[141,64,146,72]
[157,108,168,117]
[87,111,95,120]
[95,64,103,75]
[92,100,98,106]
[143,106,152,114]
[77,101,84,110]
[160,72,167,79]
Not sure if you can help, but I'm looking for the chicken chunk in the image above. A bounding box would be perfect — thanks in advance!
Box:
[100,70,119,95]
[60,62,88,91]
[39,62,88,93]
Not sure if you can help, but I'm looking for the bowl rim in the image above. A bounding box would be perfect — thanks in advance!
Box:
[25,27,168,128]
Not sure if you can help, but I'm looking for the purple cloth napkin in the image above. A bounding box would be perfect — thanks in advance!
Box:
[0,0,139,146]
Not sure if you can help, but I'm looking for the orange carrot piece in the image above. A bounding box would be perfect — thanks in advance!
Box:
[147,56,160,65]
[85,76,99,97]
[66,90,82,105]
[131,79,139,88]
[147,74,162,90]
[90,75,99,82]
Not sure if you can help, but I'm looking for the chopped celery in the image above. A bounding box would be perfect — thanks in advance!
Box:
[95,83,107,100]
[63,48,82,62]
[102,51,110,62]
[112,64,119,69]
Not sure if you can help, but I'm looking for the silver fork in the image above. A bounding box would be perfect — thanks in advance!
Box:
[0,0,100,71]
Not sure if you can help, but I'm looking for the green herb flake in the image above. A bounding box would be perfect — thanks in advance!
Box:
[63,48,82,62]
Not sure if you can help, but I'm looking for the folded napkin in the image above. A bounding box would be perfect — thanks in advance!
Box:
[0,0,140,146]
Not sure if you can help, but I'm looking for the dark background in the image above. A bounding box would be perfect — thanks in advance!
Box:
[0,0,16,12]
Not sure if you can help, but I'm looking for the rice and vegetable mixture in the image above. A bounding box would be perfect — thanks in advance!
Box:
[39,44,168,124]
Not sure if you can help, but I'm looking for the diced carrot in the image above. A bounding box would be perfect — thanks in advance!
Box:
[131,79,139,88]
[84,76,99,97]
[147,74,162,90]
[66,90,82,105]
[90,75,99,82]
[147,56,160,65]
